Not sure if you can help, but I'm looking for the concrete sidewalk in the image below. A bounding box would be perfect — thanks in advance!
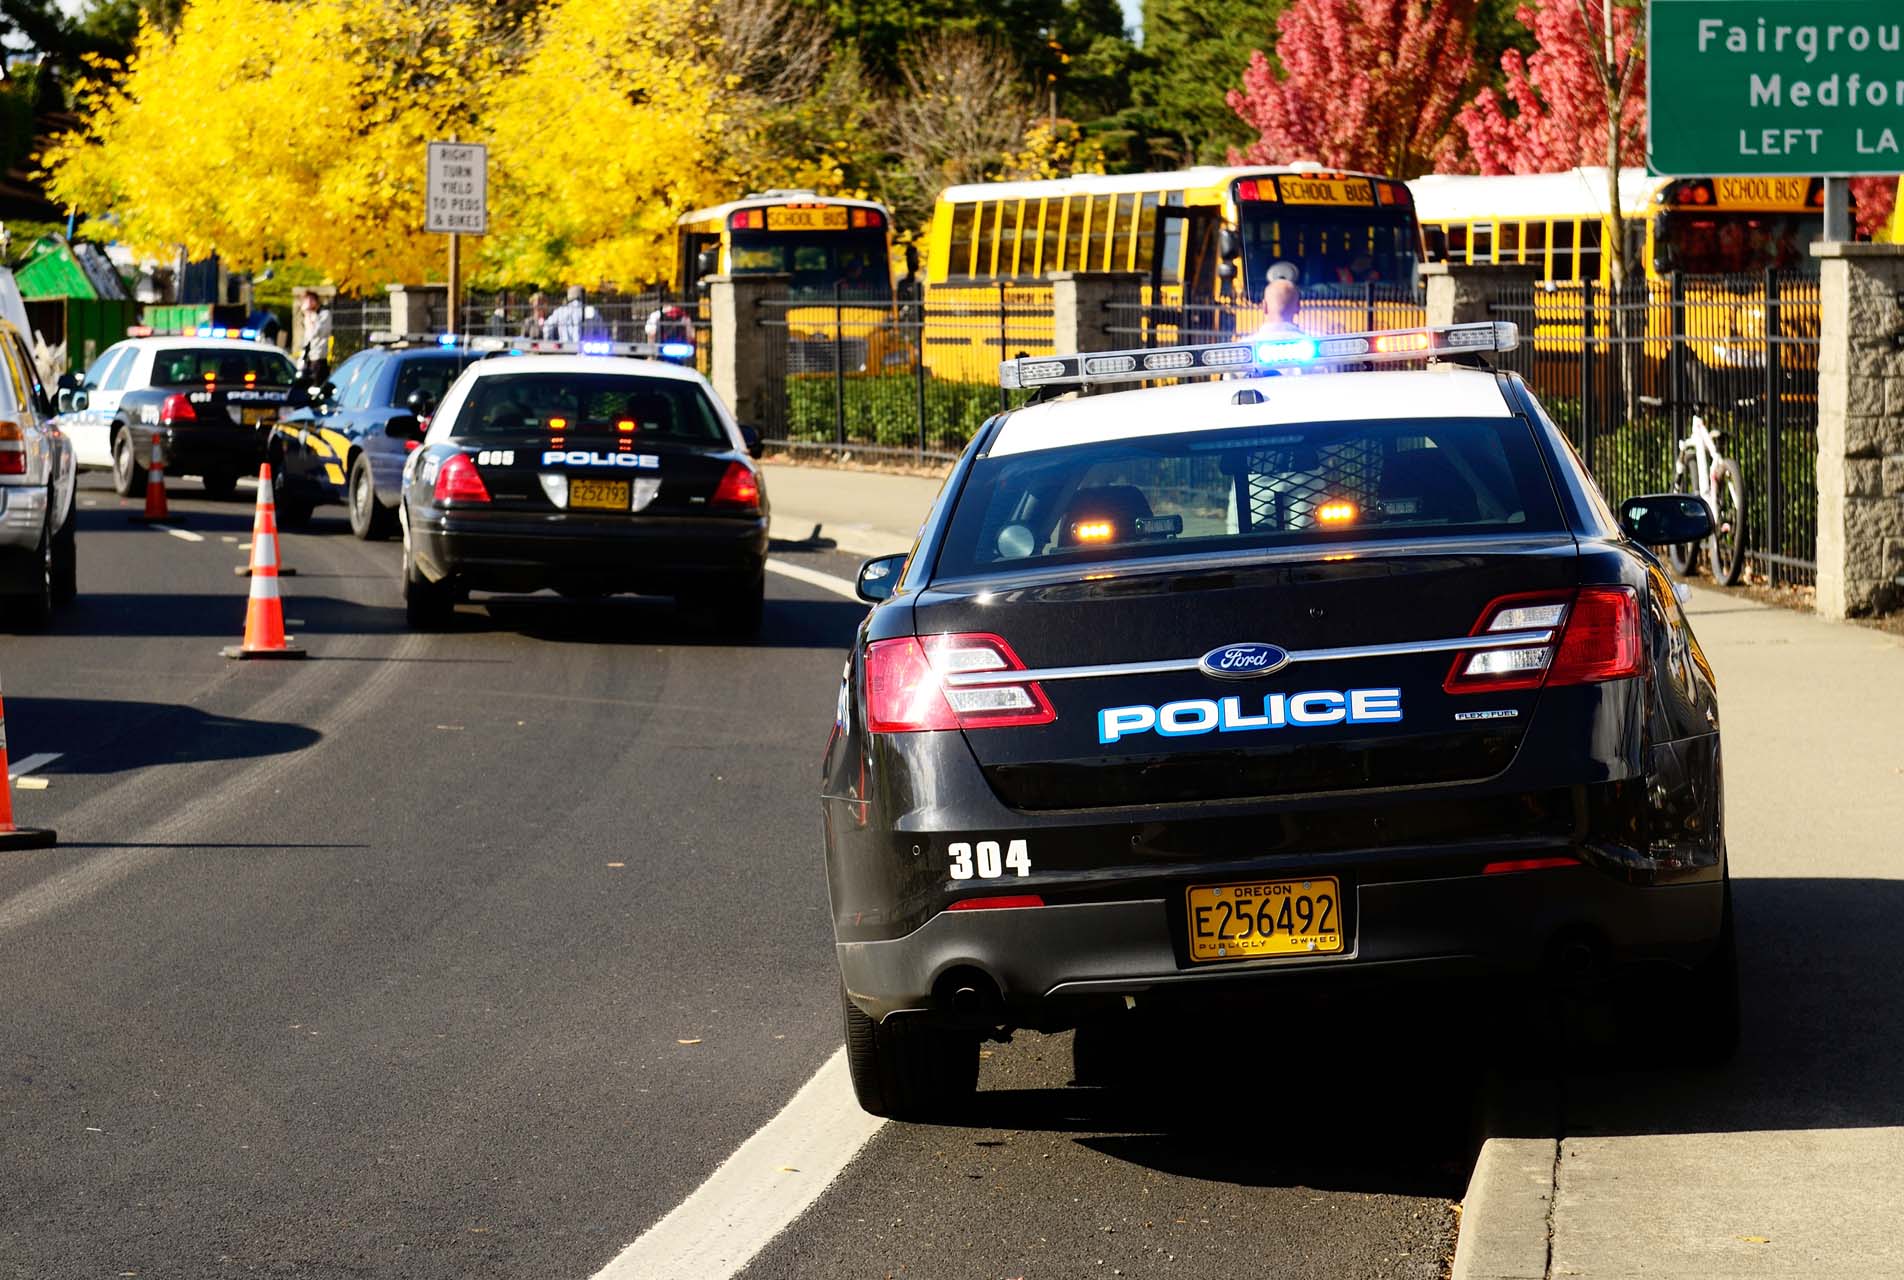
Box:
[763,462,943,558]
[1460,587,1904,1280]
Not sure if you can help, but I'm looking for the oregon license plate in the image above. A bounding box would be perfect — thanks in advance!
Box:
[1186,876,1344,962]
[569,478,630,511]
[240,407,277,426]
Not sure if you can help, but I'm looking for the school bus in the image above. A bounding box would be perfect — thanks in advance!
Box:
[921,166,1428,377]
[674,191,904,373]
[1408,168,1828,396]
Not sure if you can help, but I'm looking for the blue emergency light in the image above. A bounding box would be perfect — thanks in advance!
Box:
[660,342,695,362]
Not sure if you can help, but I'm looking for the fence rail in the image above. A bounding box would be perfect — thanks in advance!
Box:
[1489,271,1819,584]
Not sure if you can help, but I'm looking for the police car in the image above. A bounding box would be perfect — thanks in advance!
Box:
[397,339,768,632]
[827,323,1735,1120]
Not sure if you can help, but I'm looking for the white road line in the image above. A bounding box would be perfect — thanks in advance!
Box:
[764,558,861,602]
[152,524,205,543]
[6,752,60,779]
[592,1049,883,1280]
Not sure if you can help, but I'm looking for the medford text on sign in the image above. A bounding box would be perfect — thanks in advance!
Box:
[1649,0,1904,176]
[426,142,488,235]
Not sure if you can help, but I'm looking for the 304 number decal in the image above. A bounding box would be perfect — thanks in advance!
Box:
[947,838,1031,881]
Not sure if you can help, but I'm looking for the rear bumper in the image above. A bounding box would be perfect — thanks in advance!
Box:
[138,423,269,477]
[0,483,47,551]
[410,509,768,594]
[839,865,1726,1025]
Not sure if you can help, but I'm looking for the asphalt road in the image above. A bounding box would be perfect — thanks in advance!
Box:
[1,473,1469,1278]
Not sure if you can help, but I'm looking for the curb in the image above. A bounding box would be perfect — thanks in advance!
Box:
[1451,1136,1559,1280]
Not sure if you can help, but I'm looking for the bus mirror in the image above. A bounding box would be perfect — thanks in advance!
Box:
[1216,262,1238,283]
[904,244,920,279]
[697,247,719,278]
[1218,227,1242,261]
[1424,228,1449,263]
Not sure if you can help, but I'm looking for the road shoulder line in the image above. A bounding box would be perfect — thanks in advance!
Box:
[590,1047,883,1280]
[764,557,862,602]
[1451,1136,1560,1280]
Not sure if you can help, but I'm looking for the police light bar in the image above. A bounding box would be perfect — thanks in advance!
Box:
[467,337,696,363]
[367,331,465,348]
[997,322,1519,391]
[195,324,262,341]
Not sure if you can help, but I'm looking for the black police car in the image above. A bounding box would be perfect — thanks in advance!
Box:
[397,342,768,633]
[826,323,1735,1119]
[273,335,481,537]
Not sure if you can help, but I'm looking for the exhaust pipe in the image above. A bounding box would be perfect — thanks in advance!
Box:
[934,966,1002,1020]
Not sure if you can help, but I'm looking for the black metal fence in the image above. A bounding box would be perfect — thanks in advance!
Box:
[459,290,711,374]
[1489,271,1819,584]
[327,295,393,360]
[1104,283,1428,347]
[754,286,1050,461]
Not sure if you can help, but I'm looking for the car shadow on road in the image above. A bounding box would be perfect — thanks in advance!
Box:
[4,697,320,773]
[461,594,865,649]
[38,592,408,638]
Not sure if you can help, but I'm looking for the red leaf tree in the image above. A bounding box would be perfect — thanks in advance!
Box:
[1849,176,1897,240]
[1453,0,1643,175]
[1225,0,1479,179]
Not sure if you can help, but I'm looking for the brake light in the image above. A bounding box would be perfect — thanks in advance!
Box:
[947,895,1045,910]
[0,420,23,475]
[864,633,1055,733]
[1483,856,1579,875]
[1444,588,1640,694]
[432,452,491,504]
[710,460,761,511]
[160,393,197,425]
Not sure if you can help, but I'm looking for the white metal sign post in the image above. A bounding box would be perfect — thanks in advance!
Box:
[426,140,488,336]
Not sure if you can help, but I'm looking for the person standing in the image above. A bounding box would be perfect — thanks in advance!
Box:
[1258,278,1304,335]
[297,291,332,386]
[519,292,551,340]
[548,286,587,344]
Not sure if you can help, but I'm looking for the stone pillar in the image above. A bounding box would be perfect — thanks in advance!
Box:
[1813,243,1904,619]
[708,274,789,428]
[1421,262,1542,327]
[289,285,337,358]
[1050,271,1144,353]
[387,283,449,336]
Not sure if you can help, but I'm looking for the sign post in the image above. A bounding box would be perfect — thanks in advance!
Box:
[426,140,488,336]
[1648,0,1903,238]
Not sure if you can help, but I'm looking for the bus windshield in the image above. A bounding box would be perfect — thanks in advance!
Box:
[1655,211,1821,276]
[1238,206,1419,301]
[728,230,892,300]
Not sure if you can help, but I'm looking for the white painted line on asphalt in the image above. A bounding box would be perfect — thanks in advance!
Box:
[7,752,60,779]
[591,1048,883,1280]
[153,524,205,543]
[764,558,861,602]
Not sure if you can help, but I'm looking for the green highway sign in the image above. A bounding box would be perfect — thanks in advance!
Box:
[1649,0,1904,175]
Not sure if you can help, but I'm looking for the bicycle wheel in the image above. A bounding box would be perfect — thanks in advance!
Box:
[1668,452,1700,577]
[1709,457,1747,587]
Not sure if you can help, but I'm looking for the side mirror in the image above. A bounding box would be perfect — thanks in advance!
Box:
[1216,262,1237,283]
[903,244,920,278]
[56,371,81,392]
[1218,227,1242,261]
[285,384,311,410]
[1619,494,1714,546]
[384,413,424,442]
[855,552,907,604]
[739,424,763,459]
[56,388,77,414]
[697,247,719,278]
[1424,227,1449,263]
[406,389,437,416]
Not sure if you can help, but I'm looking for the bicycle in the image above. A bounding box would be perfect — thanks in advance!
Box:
[1668,412,1747,587]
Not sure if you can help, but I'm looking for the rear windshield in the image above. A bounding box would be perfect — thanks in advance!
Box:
[935,417,1563,579]
[393,353,480,408]
[453,372,727,444]
[154,347,298,387]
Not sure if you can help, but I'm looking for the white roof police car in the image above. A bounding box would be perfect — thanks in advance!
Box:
[825,323,1736,1120]
[397,339,767,633]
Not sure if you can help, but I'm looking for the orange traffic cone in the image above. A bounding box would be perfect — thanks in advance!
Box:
[0,673,57,850]
[129,431,170,524]
[221,465,306,660]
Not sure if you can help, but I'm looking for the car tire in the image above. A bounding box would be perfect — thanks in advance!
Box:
[841,984,979,1122]
[1628,874,1740,1066]
[112,429,147,498]
[3,515,55,630]
[275,490,315,530]
[348,456,396,541]
[200,469,239,501]
[687,569,765,639]
[51,498,77,605]
[403,548,456,630]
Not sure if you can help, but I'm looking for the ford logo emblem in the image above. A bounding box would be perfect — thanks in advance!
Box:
[1198,642,1291,680]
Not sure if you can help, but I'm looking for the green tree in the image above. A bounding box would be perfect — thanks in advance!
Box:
[1131,0,1278,166]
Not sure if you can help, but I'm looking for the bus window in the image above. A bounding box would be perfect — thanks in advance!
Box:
[1134,193,1160,274]
[1578,220,1603,281]
[1655,211,1821,275]
[948,203,977,279]
[1065,195,1089,273]
[1498,221,1520,263]
[1446,223,1469,262]
[973,200,998,277]
[1039,200,1060,277]
[1470,222,1494,264]
[1158,194,1184,283]
[1114,193,1137,270]
[1523,221,1547,276]
[1085,196,1112,272]
[1553,219,1576,281]
[1005,199,1027,277]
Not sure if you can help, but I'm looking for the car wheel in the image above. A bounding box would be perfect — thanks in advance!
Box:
[686,569,765,639]
[200,468,239,501]
[1628,874,1739,1066]
[840,984,979,1122]
[402,548,456,630]
[111,430,147,498]
[51,498,77,605]
[275,490,316,530]
[348,456,395,541]
[2,515,55,630]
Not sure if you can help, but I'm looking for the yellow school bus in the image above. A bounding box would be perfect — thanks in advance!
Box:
[921,166,1428,377]
[1409,168,1826,395]
[674,191,903,372]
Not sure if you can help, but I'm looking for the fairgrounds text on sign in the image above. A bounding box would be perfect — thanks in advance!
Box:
[1649,0,1904,176]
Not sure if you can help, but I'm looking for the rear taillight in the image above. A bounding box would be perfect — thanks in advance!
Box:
[864,633,1056,733]
[0,420,23,475]
[711,460,761,512]
[159,394,196,425]
[432,452,491,504]
[1445,587,1640,694]
[947,895,1046,910]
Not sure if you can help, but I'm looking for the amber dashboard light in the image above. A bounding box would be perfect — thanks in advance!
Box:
[1317,500,1358,524]
[1072,520,1115,542]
